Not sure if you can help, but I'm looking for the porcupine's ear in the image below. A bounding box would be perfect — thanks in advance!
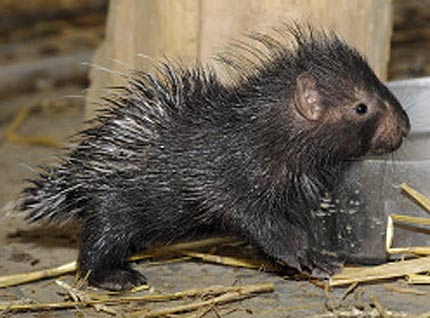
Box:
[295,72,323,121]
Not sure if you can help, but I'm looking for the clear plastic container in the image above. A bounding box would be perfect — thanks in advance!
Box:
[311,77,430,264]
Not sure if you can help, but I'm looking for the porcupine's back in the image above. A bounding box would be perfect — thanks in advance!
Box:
[19,65,227,223]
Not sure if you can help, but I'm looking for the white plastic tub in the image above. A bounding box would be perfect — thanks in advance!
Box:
[312,77,430,264]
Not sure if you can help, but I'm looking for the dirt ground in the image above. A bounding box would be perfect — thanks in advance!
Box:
[1,88,430,318]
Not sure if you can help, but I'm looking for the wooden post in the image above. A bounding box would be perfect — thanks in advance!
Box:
[86,0,392,118]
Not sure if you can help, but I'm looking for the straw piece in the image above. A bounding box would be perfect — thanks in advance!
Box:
[177,250,281,271]
[390,214,430,225]
[129,284,151,293]
[406,274,430,285]
[141,256,192,267]
[0,261,76,288]
[89,283,270,302]
[130,283,274,317]
[0,300,84,312]
[329,257,430,287]
[386,214,430,256]
[386,185,430,257]
[369,295,389,318]
[400,183,430,212]
[129,237,238,262]
[340,282,359,301]
[55,279,118,315]
[387,247,430,256]
[383,284,426,295]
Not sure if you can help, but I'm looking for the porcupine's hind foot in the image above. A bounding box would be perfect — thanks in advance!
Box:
[78,215,148,291]
[88,267,147,291]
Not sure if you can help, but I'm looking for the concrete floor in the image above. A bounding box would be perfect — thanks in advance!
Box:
[1,89,430,317]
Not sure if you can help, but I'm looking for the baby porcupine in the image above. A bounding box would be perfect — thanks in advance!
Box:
[20,25,410,290]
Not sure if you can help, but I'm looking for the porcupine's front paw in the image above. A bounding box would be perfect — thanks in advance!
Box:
[308,249,343,279]
[88,267,147,291]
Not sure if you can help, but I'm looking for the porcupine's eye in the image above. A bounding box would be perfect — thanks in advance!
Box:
[354,103,368,115]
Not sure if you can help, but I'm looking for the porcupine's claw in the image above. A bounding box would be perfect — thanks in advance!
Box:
[88,267,147,291]
[309,249,343,279]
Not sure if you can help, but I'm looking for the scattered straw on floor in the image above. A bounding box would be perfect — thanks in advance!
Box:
[0,282,274,315]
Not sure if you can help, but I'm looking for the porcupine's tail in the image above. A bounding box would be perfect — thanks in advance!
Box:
[18,164,84,223]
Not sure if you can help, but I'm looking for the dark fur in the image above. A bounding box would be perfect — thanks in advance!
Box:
[20,25,410,290]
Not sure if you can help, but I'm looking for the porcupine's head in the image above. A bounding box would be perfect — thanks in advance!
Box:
[221,24,410,169]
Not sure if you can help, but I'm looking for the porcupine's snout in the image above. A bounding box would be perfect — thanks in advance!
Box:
[369,98,410,155]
